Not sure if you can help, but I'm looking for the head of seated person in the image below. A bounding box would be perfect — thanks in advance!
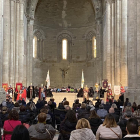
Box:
[40,108,49,114]
[99,104,104,109]
[76,118,91,129]
[63,101,69,106]
[103,114,117,128]
[14,102,19,107]
[111,103,117,109]
[20,105,26,112]
[11,125,30,140]
[38,113,47,124]
[89,110,100,119]
[2,106,8,114]
[126,118,139,135]
[109,108,115,114]
[123,111,132,119]
[81,103,86,109]
[9,110,19,120]
[64,110,77,123]
[65,105,71,110]
[86,106,91,112]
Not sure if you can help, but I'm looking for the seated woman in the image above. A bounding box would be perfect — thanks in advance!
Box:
[11,125,30,140]
[96,114,122,140]
[58,110,77,140]
[3,110,22,140]
[28,113,56,140]
[88,110,103,135]
[70,118,96,140]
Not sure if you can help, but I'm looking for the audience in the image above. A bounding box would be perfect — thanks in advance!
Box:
[96,114,122,140]
[121,118,140,140]
[88,110,102,134]
[70,118,96,140]
[1,95,140,140]
[11,125,30,140]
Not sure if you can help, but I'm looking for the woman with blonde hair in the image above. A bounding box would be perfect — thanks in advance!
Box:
[70,118,95,140]
[96,114,122,140]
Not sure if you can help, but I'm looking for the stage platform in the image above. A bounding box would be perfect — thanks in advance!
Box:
[27,92,107,107]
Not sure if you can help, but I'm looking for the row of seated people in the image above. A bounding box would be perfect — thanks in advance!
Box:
[0,96,140,140]
[1,111,140,140]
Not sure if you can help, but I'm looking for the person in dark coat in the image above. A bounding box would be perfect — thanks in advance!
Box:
[27,86,35,99]
[0,107,9,127]
[58,110,77,140]
[120,118,140,140]
[77,88,84,97]
[88,110,102,134]
[19,105,30,123]
[118,111,132,137]
[109,108,119,123]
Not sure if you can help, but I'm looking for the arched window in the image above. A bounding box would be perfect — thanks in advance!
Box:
[33,36,37,58]
[62,39,67,60]
[92,36,96,58]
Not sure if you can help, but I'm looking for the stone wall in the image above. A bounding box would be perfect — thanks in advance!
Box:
[32,0,102,87]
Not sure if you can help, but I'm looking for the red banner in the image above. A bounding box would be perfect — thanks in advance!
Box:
[16,83,22,92]
[2,83,8,92]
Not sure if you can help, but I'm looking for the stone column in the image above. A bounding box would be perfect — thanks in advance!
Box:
[106,1,111,83]
[18,1,24,83]
[27,20,34,86]
[136,0,140,102]
[127,0,137,102]
[10,0,15,87]
[15,0,19,83]
[0,0,4,87]
[120,0,127,87]
[111,0,115,88]
[3,0,10,83]
[115,0,121,85]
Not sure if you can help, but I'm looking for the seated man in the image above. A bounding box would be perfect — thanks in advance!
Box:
[121,118,140,140]
[109,107,119,123]
[97,104,108,121]
[118,111,132,137]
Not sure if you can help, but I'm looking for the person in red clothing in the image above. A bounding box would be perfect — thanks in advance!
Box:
[3,110,22,140]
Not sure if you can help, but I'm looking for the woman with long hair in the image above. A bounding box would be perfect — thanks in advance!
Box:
[58,110,77,140]
[3,110,22,140]
[96,114,122,140]
[70,118,95,140]
[88,110,102,134]
[11,125,30,140]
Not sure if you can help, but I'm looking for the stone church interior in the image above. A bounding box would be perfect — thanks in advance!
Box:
[0,0,140,139]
